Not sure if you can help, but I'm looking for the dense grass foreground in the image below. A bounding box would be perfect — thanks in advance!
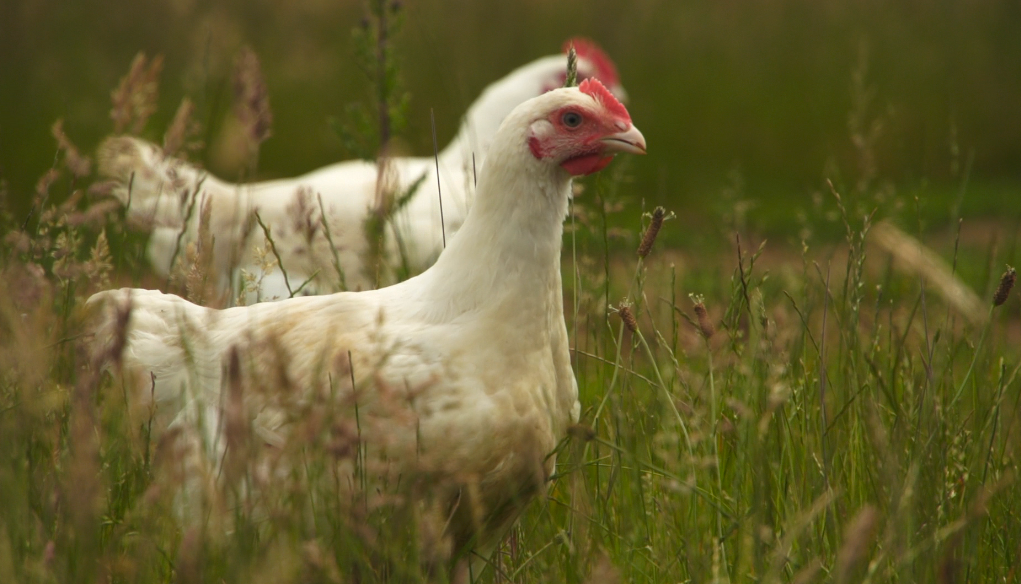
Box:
[0,137,1018,584]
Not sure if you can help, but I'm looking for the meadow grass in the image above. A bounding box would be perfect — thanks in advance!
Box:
[3,139,1018,584]
[2,36,1019,584]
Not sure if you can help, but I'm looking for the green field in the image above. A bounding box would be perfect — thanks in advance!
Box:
[2,1,1020,582]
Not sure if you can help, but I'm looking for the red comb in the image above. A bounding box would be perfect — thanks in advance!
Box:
[563,37,620,88]
[579,78,630,122]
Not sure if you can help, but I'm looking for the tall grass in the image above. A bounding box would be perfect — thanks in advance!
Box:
[487,174,1018,582]
[1,34,1019,584]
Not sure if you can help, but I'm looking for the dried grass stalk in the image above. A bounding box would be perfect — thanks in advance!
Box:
[835,505,879,583]
[871,220,985,324]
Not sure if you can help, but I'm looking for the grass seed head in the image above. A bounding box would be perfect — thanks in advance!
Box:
[98,292,134,369]
[51,120,92,178]
[563,44,578,88]
[618,302,638,333]
[183,196,219,304]
[110,52,163,134]
[83,229,113,290]
[36,168,60,199]
[993,265,1016,306]
[568,423,596,442]
[175,526,203,584]
[224,346,249,466]
[233,46,273,147]
[835,505,879,583]
[637,206,666,258]
[691,295,715,339]
[163,97,203,158]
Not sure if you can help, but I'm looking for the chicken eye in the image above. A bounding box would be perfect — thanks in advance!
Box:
[561,111,583,128]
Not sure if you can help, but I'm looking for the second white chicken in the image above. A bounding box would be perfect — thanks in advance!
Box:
[97,39,625,301]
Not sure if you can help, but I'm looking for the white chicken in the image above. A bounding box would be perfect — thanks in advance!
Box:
[97,39,625,301]
[88,78,645,571]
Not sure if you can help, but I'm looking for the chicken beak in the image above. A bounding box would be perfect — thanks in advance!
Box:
[601,125,647,155]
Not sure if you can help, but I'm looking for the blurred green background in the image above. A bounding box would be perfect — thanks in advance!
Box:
[2,0,1019,241]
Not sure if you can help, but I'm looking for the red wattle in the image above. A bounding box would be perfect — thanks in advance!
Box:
[561,154,614,176]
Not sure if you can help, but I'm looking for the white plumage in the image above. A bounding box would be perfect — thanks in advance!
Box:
[97,40,625,300]
[88,79,645,568]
